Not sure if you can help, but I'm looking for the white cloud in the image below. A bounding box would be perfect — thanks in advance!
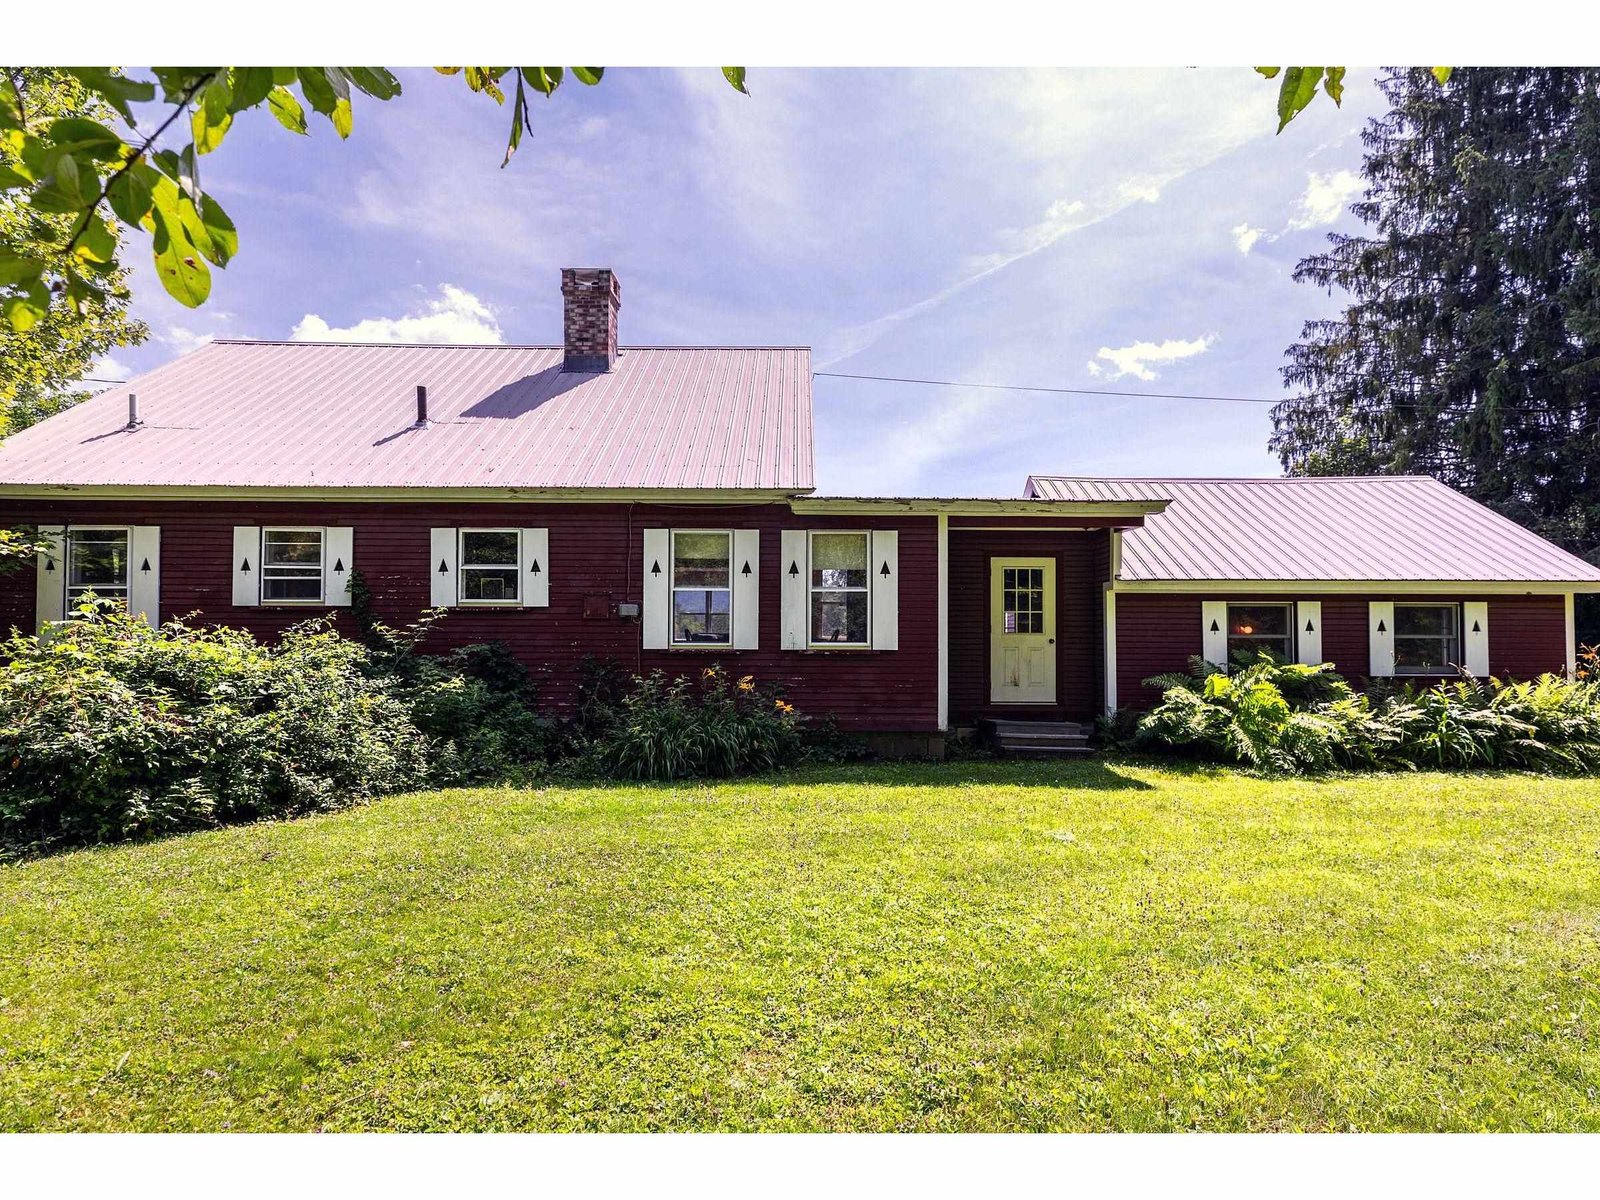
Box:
[161,326,214,355]
[1232,223,1266,254]
[1086,335,1215,382]
[1286,169,1363,231]
[290,285,503,344]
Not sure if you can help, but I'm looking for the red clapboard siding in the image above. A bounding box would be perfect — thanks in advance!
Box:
[947,529,1108,723]
[0,499,939,733]
[1116,591,1571,709]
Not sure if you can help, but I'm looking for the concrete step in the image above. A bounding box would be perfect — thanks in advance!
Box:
[985,718,1097,758]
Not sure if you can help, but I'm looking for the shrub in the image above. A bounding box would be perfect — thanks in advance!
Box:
[0,602,427,851]
[586,665,806,780]
[403,642,561,785]
[1134,653,1600,775]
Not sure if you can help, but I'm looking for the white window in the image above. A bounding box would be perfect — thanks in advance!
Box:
[261,528,325,603]
[809,531,871,645]
[671,530,732,645]
[65,527,129,609]
[459,529,520,603]
[1394,603,1460,675]
[1227,603,1294,663]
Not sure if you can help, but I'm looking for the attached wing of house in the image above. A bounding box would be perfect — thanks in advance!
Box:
[1,268,1595,754]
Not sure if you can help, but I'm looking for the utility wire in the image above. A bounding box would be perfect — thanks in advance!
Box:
[813,369,1595,422]
[814,370,1281,405]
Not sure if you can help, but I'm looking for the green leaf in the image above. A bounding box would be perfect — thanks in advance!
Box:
[1254,66,1283,79]
[230,67,276,111]
[0,253,46,288]
[504,75,528,167]
[151,69,219,104]
[30,151,97,214]
[192,77,234,154]
[62,69,156,123]
[1432,67,1454,85]
[462,68,510,102]
[722,67,749,94]
[0,163,35,189]
[346,67,403,100]
[267,87,308,135]
[149,202,211,308]
[297,68,337,117]
[46,118,125,161]
[72,212,118,266]
[522,67,563,97]
[1323,66,1347,106]
[572,67,604,86]
[107,165,155,226]
[308,69,353,138]
[0,77,22,132]
[1275,67,1324,133]
[196,194,238,266]
[271,67,299,86]
[2,279,50,332]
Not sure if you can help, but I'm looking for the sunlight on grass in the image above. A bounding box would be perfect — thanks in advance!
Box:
[3,761,1599,1131]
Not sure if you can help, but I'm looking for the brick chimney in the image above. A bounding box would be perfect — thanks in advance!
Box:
[560,267,621,372]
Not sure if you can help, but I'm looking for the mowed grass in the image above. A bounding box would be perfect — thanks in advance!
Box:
[3,761,1600,1132]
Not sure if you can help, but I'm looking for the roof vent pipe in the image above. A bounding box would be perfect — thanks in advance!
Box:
[415,385,428,427]
[126,393,141,430]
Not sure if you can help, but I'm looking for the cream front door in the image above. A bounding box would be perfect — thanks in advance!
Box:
[989,557,1056,704]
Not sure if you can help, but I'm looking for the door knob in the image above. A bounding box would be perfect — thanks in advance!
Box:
[1048,638,1055,644]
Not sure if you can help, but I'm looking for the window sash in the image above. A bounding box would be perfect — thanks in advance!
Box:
[260,528,324,603]
[1226,603,1294,662]
[809,531,870,646]
[1393,604,1460,674]
[65,527,130,607]
[1002,566,1046,635]
[458,529,521,603]
[671,530,732,646]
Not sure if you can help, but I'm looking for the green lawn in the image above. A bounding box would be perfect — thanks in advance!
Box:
[3,760,1599,1132]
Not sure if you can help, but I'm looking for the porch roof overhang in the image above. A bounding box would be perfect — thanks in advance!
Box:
[787,496,1166,526]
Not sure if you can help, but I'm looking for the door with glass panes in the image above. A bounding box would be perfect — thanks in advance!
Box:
[989,557,1056,704]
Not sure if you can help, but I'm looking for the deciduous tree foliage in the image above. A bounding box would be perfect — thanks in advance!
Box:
[1271,68,1600,592]
[0,69,145,433]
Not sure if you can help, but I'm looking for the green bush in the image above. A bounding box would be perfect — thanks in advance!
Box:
[1133,654,1600,775]
[586,665,807,780]
[0,601,427,851]
[402,642,561,785]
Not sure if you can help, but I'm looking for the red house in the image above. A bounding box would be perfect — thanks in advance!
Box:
[2,268,1597,755]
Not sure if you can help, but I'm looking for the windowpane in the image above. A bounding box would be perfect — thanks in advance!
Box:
[263,529,322,567]
[1394,604,1459,674]
[812,533,868,589]
[461,568,519,601]
[67,529,128,589]
[673,589,730,643]
[1396,605,1454,637]
[1002,567,1044,635]
[1227,603,1293,663]
[462,530,518,566]
[673,532,730,588]
[261,529,323,602]
[811,591,868,644]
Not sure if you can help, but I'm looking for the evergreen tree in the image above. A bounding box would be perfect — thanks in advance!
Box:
[1273,68,1600,604]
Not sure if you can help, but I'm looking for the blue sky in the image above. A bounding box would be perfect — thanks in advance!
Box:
[103,67,1385,497]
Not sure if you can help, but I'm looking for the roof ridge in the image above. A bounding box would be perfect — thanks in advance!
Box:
[209,339,813,351]
[1029,474,1439,484]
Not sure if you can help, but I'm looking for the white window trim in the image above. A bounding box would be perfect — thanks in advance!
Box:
[259,526,327,606]
[807,529,872,650]
[670,528,734,649]
[1392,601,1463,676]
[1225,601,1297,663]
[456,527,523,607]
[63,525,133,611]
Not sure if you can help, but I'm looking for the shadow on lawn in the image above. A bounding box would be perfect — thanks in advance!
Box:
[751,756,1164,792]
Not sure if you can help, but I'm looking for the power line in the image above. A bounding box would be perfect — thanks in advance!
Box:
[812,369,1596,423]
[82,377,128,384]
[813,370,1281,404]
